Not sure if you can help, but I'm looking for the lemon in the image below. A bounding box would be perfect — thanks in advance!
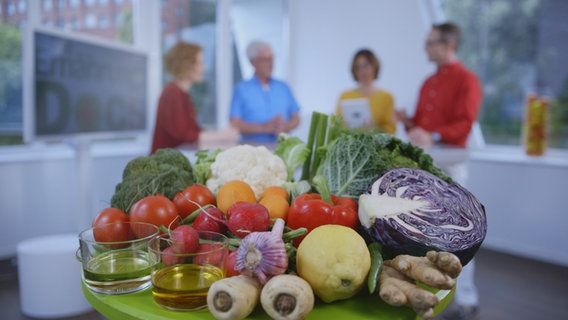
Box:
[296,224,371,303]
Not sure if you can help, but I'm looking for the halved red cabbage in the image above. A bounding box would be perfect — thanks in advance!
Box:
[358,167,486,266]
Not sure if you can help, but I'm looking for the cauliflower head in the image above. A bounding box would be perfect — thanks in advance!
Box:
[206,144,287,199]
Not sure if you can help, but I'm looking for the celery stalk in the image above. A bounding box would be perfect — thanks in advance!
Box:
[301,112,321,180]
[310,113,329,180]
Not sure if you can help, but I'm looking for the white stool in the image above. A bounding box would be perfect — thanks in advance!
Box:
[17,234,93,318]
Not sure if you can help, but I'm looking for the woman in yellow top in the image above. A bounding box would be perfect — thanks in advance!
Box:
[336,49,396,134]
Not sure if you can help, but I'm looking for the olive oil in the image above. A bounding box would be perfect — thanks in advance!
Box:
[83,249,155,294]
[151,264,224,311]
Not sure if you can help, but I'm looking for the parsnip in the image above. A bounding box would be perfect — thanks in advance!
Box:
[260,274,314,320]
[207,275,261,320]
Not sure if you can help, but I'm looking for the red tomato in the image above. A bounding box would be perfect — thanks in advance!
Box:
[287,193,359,247]
[91,208,131,243]
[129,195,180,236]
[173,184,215,219]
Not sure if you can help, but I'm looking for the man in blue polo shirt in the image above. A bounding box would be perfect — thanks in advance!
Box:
[229,41,300,144]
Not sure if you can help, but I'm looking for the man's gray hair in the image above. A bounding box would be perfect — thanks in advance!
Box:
[246,41,272,61]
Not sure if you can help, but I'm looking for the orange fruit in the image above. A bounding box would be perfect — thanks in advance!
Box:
[216,180,256,214]
[260,186,289,202]
[258,194,290,221]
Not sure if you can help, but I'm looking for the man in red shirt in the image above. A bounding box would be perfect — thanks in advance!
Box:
[397,23,482,320]
[397,23,482,149]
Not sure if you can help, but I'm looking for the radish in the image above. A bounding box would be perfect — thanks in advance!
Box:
[193,243,227,266]
[227,202,270,238]
[226,250,240,277]
[162,246,185,266]
[171,225,200,254]
[193,207,227,234]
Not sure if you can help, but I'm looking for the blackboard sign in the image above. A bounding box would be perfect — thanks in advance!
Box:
[24,27,148,142]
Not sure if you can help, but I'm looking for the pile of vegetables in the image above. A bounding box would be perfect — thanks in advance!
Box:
[93,111,488,320]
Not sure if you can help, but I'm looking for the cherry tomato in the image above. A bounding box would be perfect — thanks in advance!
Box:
[91,208,131,243]
[173,184,215,219]
[129,195,180,235]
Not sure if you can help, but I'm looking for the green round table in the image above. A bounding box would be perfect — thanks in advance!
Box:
[82,280,453,320]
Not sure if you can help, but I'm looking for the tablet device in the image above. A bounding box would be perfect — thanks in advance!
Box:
[340,98,372,128]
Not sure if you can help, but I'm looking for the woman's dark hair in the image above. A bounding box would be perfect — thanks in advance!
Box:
[350,49,380,81]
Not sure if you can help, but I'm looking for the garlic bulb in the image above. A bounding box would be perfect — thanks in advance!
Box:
[235,218,288,284]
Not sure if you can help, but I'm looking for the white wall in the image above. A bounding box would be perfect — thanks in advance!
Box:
[467,149,568,267]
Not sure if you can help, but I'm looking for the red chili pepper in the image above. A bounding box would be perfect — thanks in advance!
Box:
[287,193,359,247]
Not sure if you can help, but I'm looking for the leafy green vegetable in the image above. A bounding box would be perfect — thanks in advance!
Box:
[192,148,222,185]
[318,133,384,198]
[318,132,451,199]
[110,148,194,212]
[274,133,311,181]
[282,180,312,202]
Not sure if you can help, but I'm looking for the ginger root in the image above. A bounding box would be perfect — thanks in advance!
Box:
[388,251,461,289]
[377,251,462,320]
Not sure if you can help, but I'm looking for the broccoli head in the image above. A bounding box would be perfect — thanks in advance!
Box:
[110,149,195,212]
[122,156,160,179]
[152,148,192,174]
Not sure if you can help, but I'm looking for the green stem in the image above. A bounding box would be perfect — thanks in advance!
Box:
[310,113,329,180]
[312,174,332,204]
[282,227,308,241]
[180,204,214,225]
[159,225,169,234]
[301,112,321,181]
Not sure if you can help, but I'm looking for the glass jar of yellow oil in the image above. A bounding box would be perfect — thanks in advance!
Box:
[151,264,224,311]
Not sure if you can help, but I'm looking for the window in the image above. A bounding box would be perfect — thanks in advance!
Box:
[7,1,15,15]
[42,0,51,12]
[441,0,568,149]
[18,0,26,13]
[84,13,96,28]
[0,0,289,146]
[98,14,108,28]
[70,16,79,29]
